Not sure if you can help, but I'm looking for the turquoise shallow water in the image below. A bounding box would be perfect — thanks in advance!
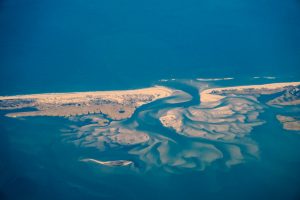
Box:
[1,0,300,199]
[1,79,300,200]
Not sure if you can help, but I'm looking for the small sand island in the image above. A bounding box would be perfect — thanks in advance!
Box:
[276,115,300,131]
[81,158,133,166]
[0,86,174,120]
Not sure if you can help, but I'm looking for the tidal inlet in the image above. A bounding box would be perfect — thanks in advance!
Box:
[1,80,299,174]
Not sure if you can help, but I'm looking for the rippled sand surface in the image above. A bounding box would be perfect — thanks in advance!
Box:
[1,80,299,173]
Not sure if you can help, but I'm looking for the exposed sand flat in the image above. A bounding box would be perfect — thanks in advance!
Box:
[200,82,300,102]
[160,110,183,133]
[276,115,300,131]
[0,86,174,119]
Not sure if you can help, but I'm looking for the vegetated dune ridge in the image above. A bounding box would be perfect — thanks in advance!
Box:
[200,82,300,103]
[0,86,174,120]
[0,86,173,101]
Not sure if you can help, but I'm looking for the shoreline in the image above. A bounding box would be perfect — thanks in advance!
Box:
[0,85,173,100]
[200,81,300,103]
[0,86,175,119]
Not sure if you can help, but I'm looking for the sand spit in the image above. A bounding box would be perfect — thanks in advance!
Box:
[157,96,264,169]
[159,110,183,133]
[200,82,300,103]
[66,122,150,149]
[0,86,174,120]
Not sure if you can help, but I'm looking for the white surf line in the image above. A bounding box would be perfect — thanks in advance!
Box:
[196,77,234,81]
[253,76,277,79]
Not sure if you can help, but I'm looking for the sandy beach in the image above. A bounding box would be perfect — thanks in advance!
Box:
[0,86,173,102]
[0,86,174,119]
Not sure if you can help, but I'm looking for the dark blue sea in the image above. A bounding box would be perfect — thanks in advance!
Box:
[0,0,300,199]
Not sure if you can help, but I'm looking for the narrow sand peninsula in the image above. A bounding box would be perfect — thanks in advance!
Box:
[0,86,174,119]
[200,82,300,103]
[0,86,172,102]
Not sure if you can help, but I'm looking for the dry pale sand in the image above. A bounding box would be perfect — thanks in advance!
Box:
[160,110,183,133]
[200,82,300,103]
[0,86,174,119]
[0,86,173,103]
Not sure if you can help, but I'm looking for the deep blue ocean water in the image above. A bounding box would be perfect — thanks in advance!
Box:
[0,0,300,95]
[1,0,300,200]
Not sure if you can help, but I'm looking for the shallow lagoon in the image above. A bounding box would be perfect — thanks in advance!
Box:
[1,79,300,200]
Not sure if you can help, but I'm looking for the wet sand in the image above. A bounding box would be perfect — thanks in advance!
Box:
[277,115,300,131]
